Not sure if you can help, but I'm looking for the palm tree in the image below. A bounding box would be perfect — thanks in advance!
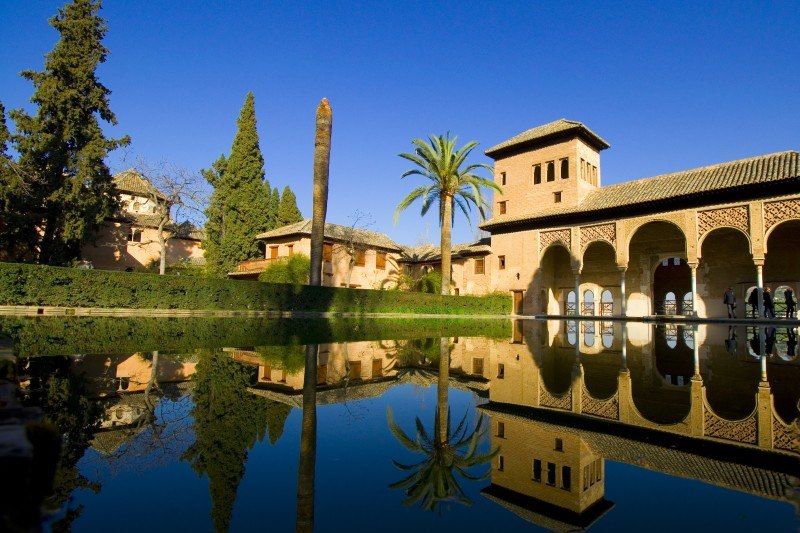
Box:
[386,338,498,511]
[395,135,499,295]
[309,98,332,286]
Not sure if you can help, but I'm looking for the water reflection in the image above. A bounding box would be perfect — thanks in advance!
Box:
[4,318,799,531]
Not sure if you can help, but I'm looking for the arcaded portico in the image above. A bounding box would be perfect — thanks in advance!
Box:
[481,119,800,318]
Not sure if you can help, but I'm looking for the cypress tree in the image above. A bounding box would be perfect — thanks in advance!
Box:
[0,103,37,261]
[268,185,280,230]
[10,0,129,265]
[277,186,303,227]
[203,93,272,274]
[201,154,227,272]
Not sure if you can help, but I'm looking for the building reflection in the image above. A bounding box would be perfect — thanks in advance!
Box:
[479,319,800,528]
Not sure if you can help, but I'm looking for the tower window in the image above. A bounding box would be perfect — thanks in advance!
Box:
[533,459,542,482]
[498,255,506,270]
[533,164,541,184]
[500,172,507,185]
[561,466,572,491]
[498,201,507,215]
[546,462,556,486]
[547,161,555,182]
[554,438,563,451]
[554,192,562,203]
[560,158,569,179]
[497,421,505,438]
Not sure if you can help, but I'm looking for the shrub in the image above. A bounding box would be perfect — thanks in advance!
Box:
[258,254,310,284]
[0,262,511,315]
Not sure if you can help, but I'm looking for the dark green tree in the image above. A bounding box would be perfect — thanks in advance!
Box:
[268,185,280,230]
[10,0,129,265]
[202,93,272,274]
[277,186,303,227]
[0,102,37,261]
[183,350,290,532]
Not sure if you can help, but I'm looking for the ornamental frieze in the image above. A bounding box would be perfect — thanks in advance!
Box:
[539,228,571,253]
[580,223,616,250]
[697,205,749,240]
[763,198,800,234]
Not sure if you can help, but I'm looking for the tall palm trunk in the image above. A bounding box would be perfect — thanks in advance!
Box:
[437,337,450,445]
[440,194,453,295]
[309,98,332,286]
[295,343,318,532]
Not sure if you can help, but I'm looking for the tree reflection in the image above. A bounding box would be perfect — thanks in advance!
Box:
[295,343,318,532]
[182,349,290,532]
[387,338,497,512]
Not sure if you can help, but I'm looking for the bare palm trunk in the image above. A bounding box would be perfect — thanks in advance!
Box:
[295,343,318,533]
[309,98,332,286]
[440,194,453,295]
[437,337,450,445]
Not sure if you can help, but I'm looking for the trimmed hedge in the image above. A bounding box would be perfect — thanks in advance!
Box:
[0,262,511,315]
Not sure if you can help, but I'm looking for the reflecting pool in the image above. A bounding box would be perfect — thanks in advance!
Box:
[2,317,798,531]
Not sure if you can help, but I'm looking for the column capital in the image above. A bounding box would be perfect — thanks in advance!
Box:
[687,261,699,270]
[617,264,628,273]
[754,258,765,267]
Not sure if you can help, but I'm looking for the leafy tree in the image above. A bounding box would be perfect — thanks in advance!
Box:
[258,253,310,284]
[395,135,498,294]
[202,93,272,275]
[0,102,37,261]
[10,0,129,265]
[183,350,289,532]
[277,186,303,227]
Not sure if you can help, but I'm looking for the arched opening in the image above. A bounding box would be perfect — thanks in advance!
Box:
[601,290,613,316]
[654,260,690,315]
[583,321,595,347]
[745,286,759,318]
[765,220,800,318]
[566,320,577,346]
[698,227,754,319]
[565,290,576,315]
[682,292,693,314]
[582,289,595,316]
[627,221,688,316]
[537,244,574,315]
[601,322,614,348]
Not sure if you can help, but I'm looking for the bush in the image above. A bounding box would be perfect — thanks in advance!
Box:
[258,254,310,284]
[0,262,511,315]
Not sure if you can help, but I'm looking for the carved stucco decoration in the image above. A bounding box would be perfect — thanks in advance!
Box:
[539,386,572,411]
[539,228,571,254]
[697,205,750,240]
[581,386,619,420]
[580,223,616,250]
[703,410,757,445]
[764,198,800,235]
[772,416,800,453]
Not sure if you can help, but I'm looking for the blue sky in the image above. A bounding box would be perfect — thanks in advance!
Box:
[1,1,798,244]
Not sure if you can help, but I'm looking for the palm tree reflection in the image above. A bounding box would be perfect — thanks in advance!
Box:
[387,338,497,512]
[295,343,318,532]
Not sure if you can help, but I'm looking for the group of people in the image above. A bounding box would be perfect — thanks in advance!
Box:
[723,286,796,319]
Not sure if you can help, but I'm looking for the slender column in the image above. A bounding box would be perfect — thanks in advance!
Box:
[574,272,581,316]
[689,263,698,316]
[619,267,627,317]
[620,323,628,370]
[760,327,768,380]
[760,353,768,381]
[756,263,764,318]
[692,331,700,376]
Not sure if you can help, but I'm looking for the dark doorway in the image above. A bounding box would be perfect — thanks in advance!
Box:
[653,258,691,315]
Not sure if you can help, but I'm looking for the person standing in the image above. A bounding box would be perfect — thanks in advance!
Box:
[747,288,760,318]
[764,287,776,319]
[723,287,737,319]
[785,287,796,319]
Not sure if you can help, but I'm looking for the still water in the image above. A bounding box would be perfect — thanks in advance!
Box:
[2,317,798,531]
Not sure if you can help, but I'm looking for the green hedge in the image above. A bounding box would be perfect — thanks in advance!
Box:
[0,262,511,315]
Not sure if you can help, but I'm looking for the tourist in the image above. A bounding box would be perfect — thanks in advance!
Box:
[723,287,736,319]
[764,288,775,319]
[747,289,760,318]
[785,287,796,319]
[725,326,738,355]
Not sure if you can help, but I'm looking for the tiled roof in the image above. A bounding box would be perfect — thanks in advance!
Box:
[113,169,166,200]
[485,119,610,157]
[115,212,204,240]
[255,219,402,251]
[481,150,800,231]
[400,238,491,263]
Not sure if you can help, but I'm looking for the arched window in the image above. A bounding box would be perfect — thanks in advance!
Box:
[663,292,677,315]
[774,286,792,318]
[775,327,797,361]
[682,292,693,314]
[601,290,613,316]
[533,164,542,185]
[566,320,577,346]
[583,322,595,347]
[582,290,595,316]
[546,161,555,182]
[745,286,758,318]
[683,328,695,349]
[602,322,614,348]
[565,290,576,315]
[665,325,678,349]
[560,158,569,179]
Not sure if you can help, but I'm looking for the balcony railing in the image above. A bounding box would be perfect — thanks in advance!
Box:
[235,257,276,273]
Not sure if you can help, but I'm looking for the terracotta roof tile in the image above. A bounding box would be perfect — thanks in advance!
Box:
[255,219,402,251]
[113,169,166,200]
[485,119,610,157]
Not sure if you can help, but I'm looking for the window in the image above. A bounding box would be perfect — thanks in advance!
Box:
[561,466,572,491]
[323,243,333,262]
[498,201,507,215]
[376,251,387,270]
[354,249,366,267]
[349,360,362,380]
[498,255,506,270]
[270,246,279,259]
[546,161,555,182]
[533,459,542,482]
[554,191,562,203]
[498,456,505,471]
[554,438,563,452]
[595,459,602,482]
[560,158,569,179]
[580,158,586,178]
[473,357,484,375]
[287,244,294,256]
[475,258,485,275]
[500,172,507,185]
[546,462,556,486]
[127,228,142,243]
[497,421,505,438]
[533,164,542,184]
[497,363,505,379]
